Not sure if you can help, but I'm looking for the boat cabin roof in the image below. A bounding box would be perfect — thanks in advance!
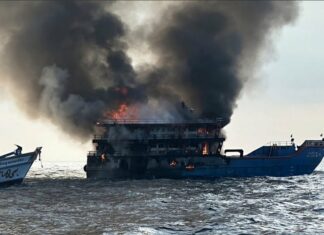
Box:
[97,118,227,129]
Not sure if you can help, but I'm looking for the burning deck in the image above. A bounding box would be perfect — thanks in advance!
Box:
[84,119,324,179]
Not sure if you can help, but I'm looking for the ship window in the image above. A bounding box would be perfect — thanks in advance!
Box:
[169,143,177,148]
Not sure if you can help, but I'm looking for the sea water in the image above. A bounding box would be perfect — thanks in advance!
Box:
[0,161,323,235]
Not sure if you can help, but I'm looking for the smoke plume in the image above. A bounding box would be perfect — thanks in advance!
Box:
[0,1,146,138]
[147,2,298,120]
[0,1,298,140]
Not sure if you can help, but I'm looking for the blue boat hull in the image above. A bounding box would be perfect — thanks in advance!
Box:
[86,145,324,179]
[180,156,323,178]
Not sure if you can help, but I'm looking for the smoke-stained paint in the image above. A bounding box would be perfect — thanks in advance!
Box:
[0,1,298,140]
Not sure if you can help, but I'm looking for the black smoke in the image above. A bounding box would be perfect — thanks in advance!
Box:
[0,1,147,138]
[147,2,298,121]
[0,1,298,140]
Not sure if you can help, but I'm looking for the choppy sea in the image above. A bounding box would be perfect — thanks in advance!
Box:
[0,161,323,235]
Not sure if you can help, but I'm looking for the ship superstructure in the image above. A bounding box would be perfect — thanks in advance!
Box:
[85,119,227,179]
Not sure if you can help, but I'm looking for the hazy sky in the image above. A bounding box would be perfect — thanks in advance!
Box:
[0,1,323,167]
[224,1,324,153]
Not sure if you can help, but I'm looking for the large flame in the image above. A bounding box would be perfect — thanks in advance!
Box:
[105,103,139,120]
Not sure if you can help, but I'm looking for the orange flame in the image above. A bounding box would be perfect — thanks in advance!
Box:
[186,164,195,170]
[170,160,177,167]
[112,104,128,119]
[105,103,139,120]
[202,143,209,155]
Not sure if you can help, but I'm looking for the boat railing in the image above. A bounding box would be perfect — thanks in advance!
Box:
[93,134,224,141]
[301,140,324,147]
[87,151,98,157]
[97,118,227,126]
[0,145,23,159]
[0,151,15,159]
[266,141,294,147]
[93,135,105,140]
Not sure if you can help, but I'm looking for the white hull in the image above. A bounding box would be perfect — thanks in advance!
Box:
[0,149,39,185]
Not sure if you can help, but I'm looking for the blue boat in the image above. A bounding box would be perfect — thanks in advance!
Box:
[0,146,42,186]
[84,119,324,179]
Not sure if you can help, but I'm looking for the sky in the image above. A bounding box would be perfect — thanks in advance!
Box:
[0,1,323,166]
[223,1,324,153]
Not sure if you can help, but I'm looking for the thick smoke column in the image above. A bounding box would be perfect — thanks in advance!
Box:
[0,1,298,140]
[148,2,298,120]
[0,1,146,138]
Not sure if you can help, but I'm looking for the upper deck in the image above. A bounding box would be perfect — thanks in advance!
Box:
[94,118,226,142]
[91,119,226,156]
[97,118,227,128]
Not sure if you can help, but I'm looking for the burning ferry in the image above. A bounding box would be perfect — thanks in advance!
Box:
[84,119,324,179]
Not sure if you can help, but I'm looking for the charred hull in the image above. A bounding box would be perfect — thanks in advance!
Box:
[85,120,324,179]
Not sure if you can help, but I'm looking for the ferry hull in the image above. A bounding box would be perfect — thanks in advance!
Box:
[86,145,324,179]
